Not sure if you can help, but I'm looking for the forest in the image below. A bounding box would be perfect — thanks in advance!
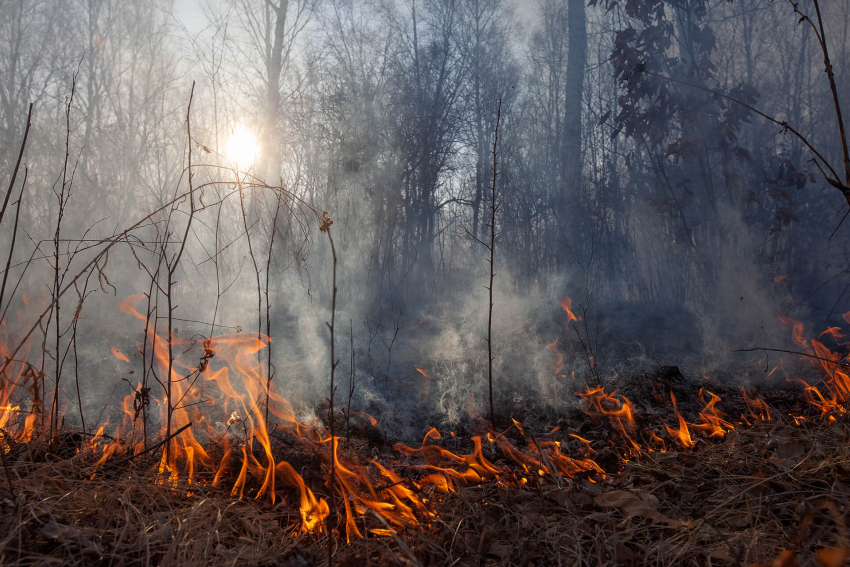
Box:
[2,0,850,565]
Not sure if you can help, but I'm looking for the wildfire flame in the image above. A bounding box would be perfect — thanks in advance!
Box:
[110,345,130,363]
[665,391,695,448]
[5,289,850,546]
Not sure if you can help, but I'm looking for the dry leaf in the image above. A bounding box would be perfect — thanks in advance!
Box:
[594,490,681,526]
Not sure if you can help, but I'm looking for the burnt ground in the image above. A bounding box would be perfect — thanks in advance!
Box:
[1,366,849,566]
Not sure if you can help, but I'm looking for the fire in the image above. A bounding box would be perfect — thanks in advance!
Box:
[110,346,130,362]
[9,285,850,548]
[560,296,581,324]
[395,428,504,485]
[578,386,641,454]
[690,389,734,438]
[742,388,772,421]
[665,391,695,448]
[545,337,564,375]
[779,316,808,349]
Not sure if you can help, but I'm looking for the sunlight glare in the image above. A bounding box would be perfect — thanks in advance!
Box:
[225,125,259,169]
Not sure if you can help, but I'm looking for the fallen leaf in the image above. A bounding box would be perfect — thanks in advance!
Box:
[594,490,681,526]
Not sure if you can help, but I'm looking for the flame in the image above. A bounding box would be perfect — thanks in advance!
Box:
[118,294,147,321]
[569,433,596,454]
[11,287,850,546]
[545,337,564,375]
[649,430,666,451]
[560,296,581,325]
[779,316,808,349]
[110,346,130,363]
[665,391,694,448]
[578,386,641,454]
[276,461,329,532]
[742,388,772,421]
[819,327,846,340]
[689,389,734,438]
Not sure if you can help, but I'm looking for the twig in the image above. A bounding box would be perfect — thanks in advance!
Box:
[0,167,26,319]
[164,81,197,461]
[486,99,502,427]
[51,63,82,439]
[264,192,284,423]
[324,226,338,567]
[347,319,355,446]
[640,67,850,205]
[734,347,850,368]
[103,422,193,471]
[369,510,423,567]
[788,0,850,187]
[384,310,401,393]
[1,103,32,229]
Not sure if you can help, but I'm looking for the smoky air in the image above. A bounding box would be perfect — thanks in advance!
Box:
[0,1,848,565]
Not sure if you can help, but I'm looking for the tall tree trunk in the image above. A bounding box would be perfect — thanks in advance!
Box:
[264,0,289,182]
[559,0,586,259]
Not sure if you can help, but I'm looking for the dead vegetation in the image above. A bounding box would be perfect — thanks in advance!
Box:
[2,367,849,567]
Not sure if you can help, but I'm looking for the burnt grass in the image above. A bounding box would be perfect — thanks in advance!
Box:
[1,366,849,566]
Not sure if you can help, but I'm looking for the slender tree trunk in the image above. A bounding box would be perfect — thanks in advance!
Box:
[559,0,586,257]
[264,0,289,182]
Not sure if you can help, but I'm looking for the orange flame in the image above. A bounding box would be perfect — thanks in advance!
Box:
[110,346,130,363]
[689,389,734,438]
[578,386,641,455]
[779,316,808,349]
[665,391,694,448]
[545,337,564,375]
[560,296,581,324]
[742,388,772,421]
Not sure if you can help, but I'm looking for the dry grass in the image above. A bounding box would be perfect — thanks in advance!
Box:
[2,380,850,566]
[408,416,850,567]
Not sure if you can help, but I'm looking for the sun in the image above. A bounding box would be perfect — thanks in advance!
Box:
[225,124,259,169]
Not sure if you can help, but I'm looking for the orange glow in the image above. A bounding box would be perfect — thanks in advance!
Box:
[560,296,581,324]
[742,388,772,421]
[665,391,695,448]
[819,327,846,340]
[110,346,130,363]
[12,287,850,547]
[578,386,641,455]
[545,337,564,375]
[779,316,807,349]
[690,389,734,438]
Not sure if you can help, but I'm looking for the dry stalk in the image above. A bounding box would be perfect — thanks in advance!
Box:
[486,99,502,426]
[323,223,338,567]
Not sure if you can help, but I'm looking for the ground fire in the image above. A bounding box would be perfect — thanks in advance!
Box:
[4,0,850,565]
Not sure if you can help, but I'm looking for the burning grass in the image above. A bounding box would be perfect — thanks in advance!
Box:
[4,302,850,565]
[3,371,850,566]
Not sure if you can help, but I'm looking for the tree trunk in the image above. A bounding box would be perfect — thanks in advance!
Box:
[264,0,289,182]
[558,0,586,258]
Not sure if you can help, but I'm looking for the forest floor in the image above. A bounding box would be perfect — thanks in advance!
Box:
[0,367,848,567]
